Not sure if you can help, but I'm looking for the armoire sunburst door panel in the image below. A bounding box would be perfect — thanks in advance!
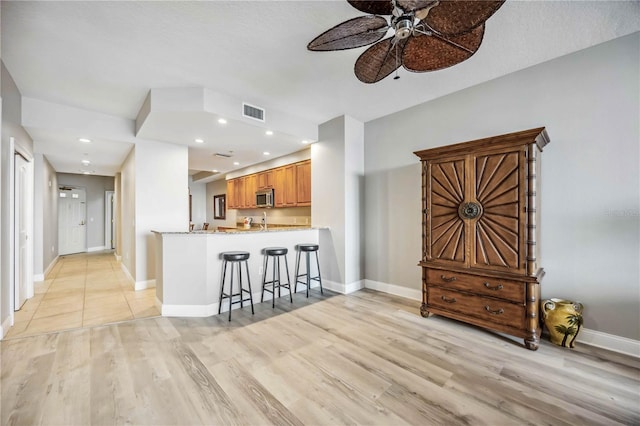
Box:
[471,150,525,272]
[427,159,466,265]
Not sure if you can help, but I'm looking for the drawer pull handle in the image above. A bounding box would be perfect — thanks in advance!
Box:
[483,282,504,291]
[484,306,504,315]
[441,295,457,303]
[440,275,457,282]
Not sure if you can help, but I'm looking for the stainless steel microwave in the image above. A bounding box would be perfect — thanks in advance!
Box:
[256,188,274,208]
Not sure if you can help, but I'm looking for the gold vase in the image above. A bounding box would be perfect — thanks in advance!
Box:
[542,299,584,348]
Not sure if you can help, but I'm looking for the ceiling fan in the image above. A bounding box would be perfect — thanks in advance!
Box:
[307,0,505,83]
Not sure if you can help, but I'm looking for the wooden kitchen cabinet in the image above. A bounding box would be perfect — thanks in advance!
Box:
[296,160,311,206]
[414,127,550,350]
[273,167,285,207]
[227,159,311,209]
[257,170,273,189]
[226,179,236,209]
[283,164,297,206]
[235,177,246,209]
[245,174,257,208]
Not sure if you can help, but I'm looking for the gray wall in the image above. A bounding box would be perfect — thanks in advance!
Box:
[34,154,58,278]
[1,61,34,330]
[364,33,640,340]
[57,172,114,251]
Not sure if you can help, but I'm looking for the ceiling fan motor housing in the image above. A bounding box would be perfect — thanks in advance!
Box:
[394,16,414,39]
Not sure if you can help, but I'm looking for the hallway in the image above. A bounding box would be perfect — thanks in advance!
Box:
[5,251,159,339]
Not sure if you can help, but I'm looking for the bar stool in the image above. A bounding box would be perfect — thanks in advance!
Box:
[218,251,254,321]
[261,247,293,308]
[295,244,323,297]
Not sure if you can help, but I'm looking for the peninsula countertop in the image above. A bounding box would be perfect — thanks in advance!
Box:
[152,226,327,235]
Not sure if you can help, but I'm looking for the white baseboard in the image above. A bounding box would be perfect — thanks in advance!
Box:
[120,263,134,283]
[114,253,122,261]
[364,279,422,301]
[34,256,60,282]
[1,315,12,340]
[578,328,640,358]
[320,279,364,294]
[134,279,156,291]
[162,290,264,317]
[363,279,639,358]
[88,245,106,252]
[162,302,218,317]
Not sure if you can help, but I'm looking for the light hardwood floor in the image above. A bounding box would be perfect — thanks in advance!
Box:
[5,251,159,339]
[1,289,638,425]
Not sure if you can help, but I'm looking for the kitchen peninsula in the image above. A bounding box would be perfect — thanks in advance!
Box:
[153,227,326,317]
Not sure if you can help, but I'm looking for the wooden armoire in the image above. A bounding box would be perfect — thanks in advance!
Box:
[414,128,550,350]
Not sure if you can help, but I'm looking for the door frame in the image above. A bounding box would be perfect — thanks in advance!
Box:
[10,138,34,320]
[105,190,115,250]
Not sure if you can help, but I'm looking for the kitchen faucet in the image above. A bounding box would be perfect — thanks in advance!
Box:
[261,211,268,230]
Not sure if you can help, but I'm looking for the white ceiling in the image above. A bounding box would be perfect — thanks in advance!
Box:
[2,1,639,177]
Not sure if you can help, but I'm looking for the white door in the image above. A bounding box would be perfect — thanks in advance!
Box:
[15,154,30,309]
[58,187,87,255]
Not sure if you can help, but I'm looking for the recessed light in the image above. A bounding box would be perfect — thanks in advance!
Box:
[233,161,240,166]
[218,118,227,124]
[265,130,273,136]
[195,138,204,144]
[263,152,270,156]
[83,171,91,175]
[301,140,309,144]
[78,138,91,143]
[81,159,91,166]
[212,169,218,173]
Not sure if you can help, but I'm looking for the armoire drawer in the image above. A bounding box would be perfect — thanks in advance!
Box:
[428,287,525,329]
[426,268,524,303]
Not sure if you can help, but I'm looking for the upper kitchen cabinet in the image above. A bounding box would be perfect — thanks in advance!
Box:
[274,167,285,207]
[257,170,273,189]
[283,164,297,207]
[226,179,237,209]
[227,159,311,209]
[245,174,257,208]
[296,160,311,206]
[236,176,246,209]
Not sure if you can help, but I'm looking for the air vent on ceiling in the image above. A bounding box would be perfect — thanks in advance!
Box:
[215,152,232,158]
[242,102,265,122]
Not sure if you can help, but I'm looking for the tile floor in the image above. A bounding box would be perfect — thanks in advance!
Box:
[5,251,159,339]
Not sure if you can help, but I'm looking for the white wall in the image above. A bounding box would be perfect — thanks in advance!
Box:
[312,115,365,291]
[120,148,136,279]
[134,139,188,286]
[57,173,114,251]
[364,33,640,341]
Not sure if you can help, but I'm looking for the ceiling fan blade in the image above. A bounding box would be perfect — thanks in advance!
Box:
[397,0,438,13]
[355,37,408,84]
[426,0,505,36]
[347,0,394,16]
[403,23,484,72]
[308,15,389,51]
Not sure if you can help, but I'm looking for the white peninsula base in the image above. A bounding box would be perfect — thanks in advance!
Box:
[153,228,324,317]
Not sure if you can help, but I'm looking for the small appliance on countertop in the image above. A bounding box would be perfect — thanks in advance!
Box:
[243,217,253,229]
